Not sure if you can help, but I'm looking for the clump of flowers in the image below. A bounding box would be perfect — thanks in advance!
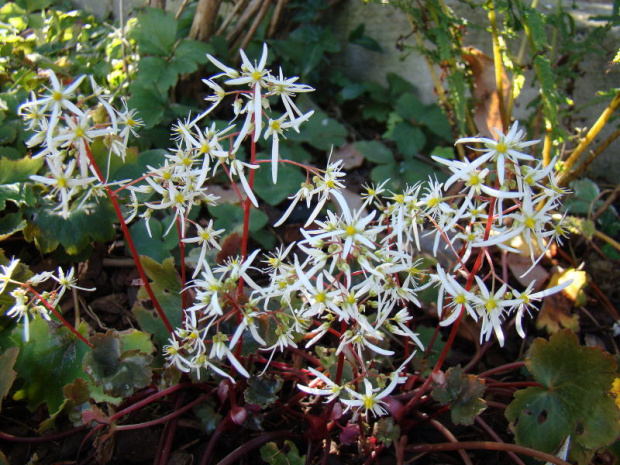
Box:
[9,44,571,421]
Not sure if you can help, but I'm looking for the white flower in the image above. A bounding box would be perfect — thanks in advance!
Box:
[505,279,572,338]
[455,121,538,185]
[471,276,513,346]
[182,220,225,278]
[341,376,402,418]
[264,110,314,183]
[297,366,343,403]
[0,258,20,294]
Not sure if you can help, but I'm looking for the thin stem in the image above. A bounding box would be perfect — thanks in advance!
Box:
[405,441,571,465]
[114,392,211,432]
[429,418,473,465]
[560,128,620,186]
[27,286,92,347]
[217,431,297,465]
[475,417,526,465]
[83,143,174,335]
[558,90,620,185]
[488,0,508,129]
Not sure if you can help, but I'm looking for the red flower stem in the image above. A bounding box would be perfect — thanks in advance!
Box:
[83,144,174,335]
[478,361,526,378]
[216,431,298,465]
[155,392,185,465]
[405,197,498,413]
[114,392,212,432]
[176,216,187,313]
[475,416,526,465]
[0,426,87,443]
[108,383,191,422]
[405,441,570,465]
[27,286,92,347]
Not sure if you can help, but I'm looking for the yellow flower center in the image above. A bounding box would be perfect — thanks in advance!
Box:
[52,91,63,101]
[345,225,357,236]
[496,142,508,153]
[524,217,536,229]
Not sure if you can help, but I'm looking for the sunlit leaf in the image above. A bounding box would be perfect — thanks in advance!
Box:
[83,329,155,398]
[506,330,620,463]
[3,318,91,415]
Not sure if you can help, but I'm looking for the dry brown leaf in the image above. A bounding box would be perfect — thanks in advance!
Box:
[462,47,509,137]
[536,269,587,334]
[208,183,245,204]
[332,143,365,170]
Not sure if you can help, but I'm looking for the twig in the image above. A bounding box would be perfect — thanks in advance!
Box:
[238,0,272,51]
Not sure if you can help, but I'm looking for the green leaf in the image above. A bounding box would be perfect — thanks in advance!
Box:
[0,156,43,183]
[130,8,178,56]
[25,199,116,255]
[286,99,347,150]
[431,366,486,425]
[253,163,306,206]
[132,257,182,355]
[260,440,305,465]
[194,401,222,434]
[388,122,427,159]
[0,347,19,412]
[394,93,425,121]
[0,212,26,241]
[0,183,36,209]
[400,159,440,185]
[140,256,182,293]
[208,203,268,235]
[353,140,393,165]
[171,39,211,74]
[244,375,283,408]
[5,319,91,415]
[373,417,400,447]
[418,106,453,141]
[505,330,620,462]
[128,218,177,263]
[506,387,573,452]
[387,73,416,97]
[127,84,168,129]
[136,56,180,91]
[83,329,154,398]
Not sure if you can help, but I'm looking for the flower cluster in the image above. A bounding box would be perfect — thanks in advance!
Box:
[13,44,572,420]
[20,73,142,218]
[0,258,93,341]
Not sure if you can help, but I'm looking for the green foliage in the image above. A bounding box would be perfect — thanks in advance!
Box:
[431,365,486,425]
[373,417,401,447]
[0,347,19,412]
[132,257,183,354]
[83,329,155,398]
[194,401,223,434]
[23,198,117,255]
[254,163,306,207]
[244,375,283,408]
[505,330,620,464]
[0,318,91,416]
[127,8,212,129]
[260,440,305,465]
